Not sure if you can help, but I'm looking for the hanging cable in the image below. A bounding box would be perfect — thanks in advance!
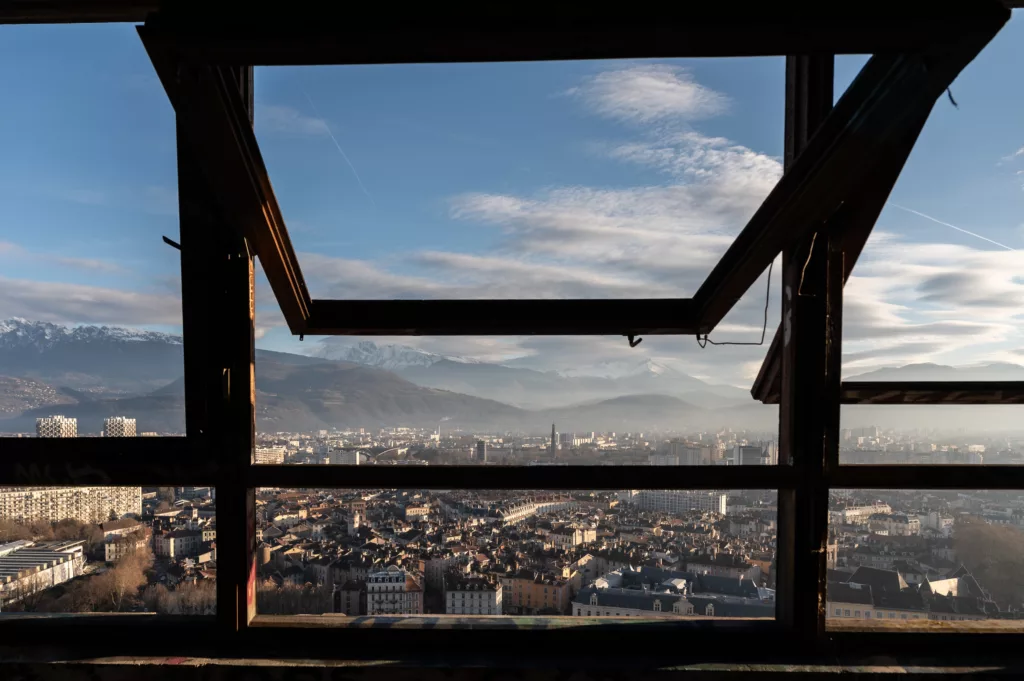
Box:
[696,260,773,348]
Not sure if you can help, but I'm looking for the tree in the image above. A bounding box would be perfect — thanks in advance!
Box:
[143,581,216,615]
[953,516,1024,609]
[90,542,153,612]
[0,520,32,542]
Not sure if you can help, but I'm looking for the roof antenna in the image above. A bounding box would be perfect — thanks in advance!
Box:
[162,236,181,251]
[627,335,643,348]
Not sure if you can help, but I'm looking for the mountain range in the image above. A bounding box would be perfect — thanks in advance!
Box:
[0,319,1020,435]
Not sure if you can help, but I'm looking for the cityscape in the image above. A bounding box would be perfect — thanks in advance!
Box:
[4,408,1024,623]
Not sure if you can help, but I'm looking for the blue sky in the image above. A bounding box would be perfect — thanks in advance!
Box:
[0,17,1021,387]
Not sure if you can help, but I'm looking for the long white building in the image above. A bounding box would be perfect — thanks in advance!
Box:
[255,446,286,464]
[103,416,136,437]
[0,486,142,524]
[35,415,76,438]
[630,490,728,515]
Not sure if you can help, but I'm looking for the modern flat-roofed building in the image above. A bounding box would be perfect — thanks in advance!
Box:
[0,540,86,607]
[35,415,76,438]
[103,416,136,437]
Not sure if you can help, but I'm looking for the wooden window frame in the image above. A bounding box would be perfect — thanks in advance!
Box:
[0,1,1020,666]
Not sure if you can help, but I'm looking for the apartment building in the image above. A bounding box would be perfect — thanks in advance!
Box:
[35,415,76,438]
[103,416,136,437]
[444,574,502,615]
[366,566,423,615]
[499,569,570,615]
[156,529,203,558]
[254,446,286,464]
[632,490,728,515]
[0,486,142,523]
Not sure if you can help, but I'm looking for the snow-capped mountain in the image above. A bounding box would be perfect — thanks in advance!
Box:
[558,358,680,380]
[0,318,184,394]
[0,318,181,350]
[308,339,476,371]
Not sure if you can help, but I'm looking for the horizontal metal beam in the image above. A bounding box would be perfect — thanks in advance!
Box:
[0,438,216,486]
[140,30,311,335]
[245,463,795,490]
[693,8,1008,333]
[306,299,698,336]
[831,465,1024,490]
[841,381,1024,404]
[0,1,157,23]
[139,4,1012,64]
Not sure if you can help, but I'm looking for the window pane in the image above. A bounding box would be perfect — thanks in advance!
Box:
[0,486,215,615]
[840,406,1021,464]
[253,58,783,300]
[255,488,776,621]
[828,489,1024,630]
[255,271,779,464]
[837,18,1024,384]
[0,25,184,437]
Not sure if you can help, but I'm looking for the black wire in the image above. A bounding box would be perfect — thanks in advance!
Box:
[696,259,773,349]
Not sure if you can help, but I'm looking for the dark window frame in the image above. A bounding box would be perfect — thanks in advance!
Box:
[0,1,1021,666]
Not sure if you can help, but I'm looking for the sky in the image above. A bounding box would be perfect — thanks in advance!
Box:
[0,17,1021,388]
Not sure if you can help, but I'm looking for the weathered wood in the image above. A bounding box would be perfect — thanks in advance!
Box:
[774,54,834,644]
[141,28,311,335]
[138,3,1010,63]
[307,299,699,336]
[692,11,1007,332]
[750,112,932,405]
[175,64,256,634]
[0,438,215,486]
[840,381,1024,404]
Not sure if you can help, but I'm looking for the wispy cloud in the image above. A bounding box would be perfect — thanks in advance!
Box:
[569,64,730,123]
[0,276,181,326]
[0,241,128,275]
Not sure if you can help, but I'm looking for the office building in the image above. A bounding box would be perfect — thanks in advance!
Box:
[35,415,76,438]
[475,439,487,462]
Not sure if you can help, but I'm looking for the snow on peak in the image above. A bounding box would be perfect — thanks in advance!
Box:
[310,340,452,370]
[0,318,182,350]
[559,358,677,380]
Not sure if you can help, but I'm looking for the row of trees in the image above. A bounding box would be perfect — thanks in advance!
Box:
[257,580,331,615]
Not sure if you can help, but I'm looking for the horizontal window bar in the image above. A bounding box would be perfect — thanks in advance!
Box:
[840,381,1024,405]
[141,5,1010,64]
[0,438,217,486]
[244,464,794,489]
[830,465,1024,489]
[304,299,699,336]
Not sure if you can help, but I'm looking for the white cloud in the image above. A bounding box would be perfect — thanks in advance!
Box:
[569,65,729,123]
[256,104,328,136]
[0,276,181,326]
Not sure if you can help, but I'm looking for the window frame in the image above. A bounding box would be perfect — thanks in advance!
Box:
[1,1,1021,666]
